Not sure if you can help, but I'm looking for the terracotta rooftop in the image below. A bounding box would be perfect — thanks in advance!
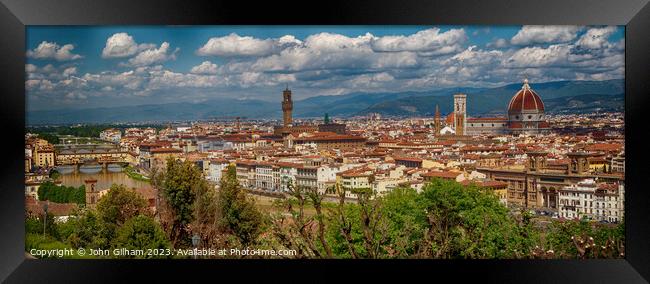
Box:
[151,147,183,154]
[25,197,78,217]
[422,171,460,179]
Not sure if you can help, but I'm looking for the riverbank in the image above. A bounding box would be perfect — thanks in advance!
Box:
[124,166,150,183]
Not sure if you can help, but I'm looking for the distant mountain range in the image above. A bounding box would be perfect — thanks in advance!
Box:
[27,79,624,125]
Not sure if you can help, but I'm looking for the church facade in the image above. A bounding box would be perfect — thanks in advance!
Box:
[436,79,550,136]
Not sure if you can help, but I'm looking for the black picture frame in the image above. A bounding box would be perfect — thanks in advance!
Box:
[1,0,649,282]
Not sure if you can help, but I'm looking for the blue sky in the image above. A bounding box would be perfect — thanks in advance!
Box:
[26,25,624,110]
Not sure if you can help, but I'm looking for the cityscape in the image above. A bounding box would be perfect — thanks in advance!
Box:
[24,26,625,259]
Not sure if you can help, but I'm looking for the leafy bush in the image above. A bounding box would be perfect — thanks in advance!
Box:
[37,181,85,204]
[112,215,171,259]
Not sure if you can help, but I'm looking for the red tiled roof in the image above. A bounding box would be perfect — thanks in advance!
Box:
[585,143,623,152]
[151,147,182,154]
[446,113,455,125]
[294,135,366,142]
[422,171,459,179]
[508,86,545,114]
[25,197,78,216]
[394,156,423,162]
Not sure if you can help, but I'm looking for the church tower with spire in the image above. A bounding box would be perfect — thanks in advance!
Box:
[434,104,441,135]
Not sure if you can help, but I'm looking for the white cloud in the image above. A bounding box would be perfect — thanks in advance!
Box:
[102,33,138,58]
[190,61,218,74]
[83,70,145,90]
[196,33,297,57]
[487,38,508,48]
[370,28,467,55]
[250,32,421,73]
[574,26,616,50]
[101,33,158,58]
[511,26,582,45]
[62,67,77,77]
[65,92,87,100]
[506,44,571,67]
[27,41,83,61]
[444,45,503,66]
[147,70,222,89]
[25,79,55,91]
[41,64,57,73]
[123,42,179,67]
[25,64,37,73]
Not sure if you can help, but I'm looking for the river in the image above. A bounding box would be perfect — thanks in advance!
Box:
[59,171,152,191]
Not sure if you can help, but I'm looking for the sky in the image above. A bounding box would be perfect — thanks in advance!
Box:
[26,25,624,111]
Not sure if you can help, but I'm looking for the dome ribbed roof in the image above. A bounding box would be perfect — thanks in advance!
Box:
[507,79,545,114]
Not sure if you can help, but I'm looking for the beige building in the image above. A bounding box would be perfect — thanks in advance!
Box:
[478,151,624,211]
[335,167,374,199]
[290,133,367,150]
[33,145,55,168]
[150,148,183,171]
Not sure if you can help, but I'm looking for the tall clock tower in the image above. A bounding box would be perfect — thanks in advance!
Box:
[282,86,293,128]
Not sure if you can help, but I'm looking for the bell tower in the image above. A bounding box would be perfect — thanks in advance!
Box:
[282,85,293,128]
[453,93,467,135]
[84,178,98,208]
[434,104,441,135]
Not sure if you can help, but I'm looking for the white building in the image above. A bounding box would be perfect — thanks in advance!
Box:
[593,182,624,223]
[317,163,360,194]
[207,159,230,183]
[558,179,624,223]
[255,163,275,191]
[559,179,597,220]
[278,163,298,192]
[611,152,625,173]
[372,178,406,196]
[100,128,122,143]
[440,126,455,135]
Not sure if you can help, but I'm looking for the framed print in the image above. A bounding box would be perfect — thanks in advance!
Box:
[1,0,649,282]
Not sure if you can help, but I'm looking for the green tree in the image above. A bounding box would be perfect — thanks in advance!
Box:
[112,215,171,259]
[191,170,225,250]
[67,209,109,249]
[49,170,61,181]
[38,133,59,144]
[269,181,332,258]
[378,187,428,257]
[37,182,85,204]
[217,165,264,246]
[416,178,529,259]
[324,185,390,259]
[153,157,210,247]
[97,184,149,227]
[540,218,624,259]
[25,233,71,259]
[95,184,150,243]
[25,213,59,239]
